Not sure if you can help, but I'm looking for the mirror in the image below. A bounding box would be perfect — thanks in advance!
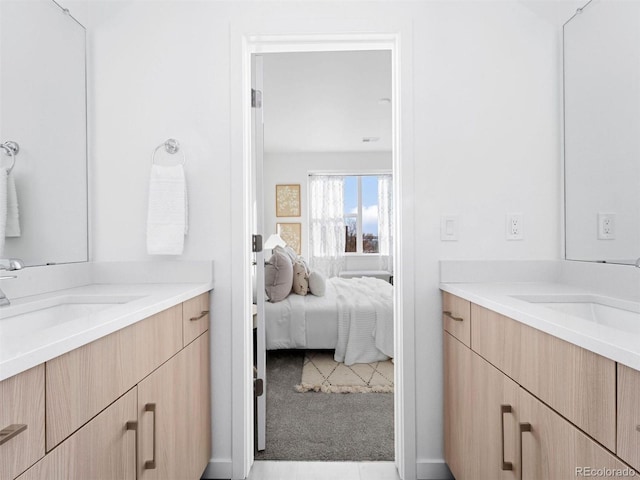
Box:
[0,0,88,266]
[564,0,640,265]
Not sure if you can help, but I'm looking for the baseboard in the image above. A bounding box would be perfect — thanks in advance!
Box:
[416,460,453,480]
[201,459,233,479]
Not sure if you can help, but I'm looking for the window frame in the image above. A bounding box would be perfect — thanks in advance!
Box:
[344,174,378,256]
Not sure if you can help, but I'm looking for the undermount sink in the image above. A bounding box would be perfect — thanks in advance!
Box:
[0,295,144,338]
[512,294,640,334]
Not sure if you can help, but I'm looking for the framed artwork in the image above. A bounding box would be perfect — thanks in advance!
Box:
[276,184,301,217]
[277,222,301,255]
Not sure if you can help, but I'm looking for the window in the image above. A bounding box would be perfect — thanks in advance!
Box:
[343,175,381,254]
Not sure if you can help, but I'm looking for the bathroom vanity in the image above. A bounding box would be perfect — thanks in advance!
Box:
[0,285,212,480]
[441,284,640,479]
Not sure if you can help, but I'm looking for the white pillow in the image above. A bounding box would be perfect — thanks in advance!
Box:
[308,270,326,297]
[265,249,293,302]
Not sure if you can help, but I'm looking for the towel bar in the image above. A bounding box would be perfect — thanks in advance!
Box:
[151,138,185,166]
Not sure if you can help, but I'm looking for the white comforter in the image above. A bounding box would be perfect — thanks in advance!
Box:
[264,277,394,364]
[332,277,394,365]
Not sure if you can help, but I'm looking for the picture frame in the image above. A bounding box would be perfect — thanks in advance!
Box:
[276,184,301,217]
[277,222,302,255]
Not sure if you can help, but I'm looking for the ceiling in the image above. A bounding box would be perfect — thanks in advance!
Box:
[262,50,392,153]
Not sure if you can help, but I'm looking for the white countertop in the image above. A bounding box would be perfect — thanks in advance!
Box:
[439,282,640,371]
[0,282,212,382]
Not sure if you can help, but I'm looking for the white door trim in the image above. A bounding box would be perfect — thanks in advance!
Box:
[231,31,416,480]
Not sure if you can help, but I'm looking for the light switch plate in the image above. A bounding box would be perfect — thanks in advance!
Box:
[441,215,459,241]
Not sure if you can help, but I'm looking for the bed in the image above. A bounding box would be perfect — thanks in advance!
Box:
[264,276,393,365]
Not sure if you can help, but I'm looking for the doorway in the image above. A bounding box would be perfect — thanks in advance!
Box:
[255,49,394,462]
[234,32,416,480]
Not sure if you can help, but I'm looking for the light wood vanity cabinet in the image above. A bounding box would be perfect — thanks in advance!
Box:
[443,291,638,480]
[0,365,45,480]
[5,292,211,480]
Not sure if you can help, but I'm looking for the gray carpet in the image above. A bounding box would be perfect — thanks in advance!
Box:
[255,350,394,461]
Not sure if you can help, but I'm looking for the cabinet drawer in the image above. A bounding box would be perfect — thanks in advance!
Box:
[442,292,471,347]
[46,305,182,450]
[519,321,616,451]
[183,292,210,346]
[520,387,633,479]
[617,364,640,471]
[0,365,45,480]
[17,388,137,480]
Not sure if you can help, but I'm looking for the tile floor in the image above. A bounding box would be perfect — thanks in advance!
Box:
[247,461,401,480]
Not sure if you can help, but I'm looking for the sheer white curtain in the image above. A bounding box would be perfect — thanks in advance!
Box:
[309,175,345,278]
[378,175,393,273]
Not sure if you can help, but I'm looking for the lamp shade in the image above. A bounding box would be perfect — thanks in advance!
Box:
[264,233,287,250]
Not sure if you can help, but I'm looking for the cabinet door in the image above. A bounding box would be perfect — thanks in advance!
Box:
[443,332,473,480]
[470,350,520,480]
[137,333,210,480]
[617,364,640,471]
[0,365,44,480]
[17,388,137,480]
[519,387,634,480]
[518,321,616,451]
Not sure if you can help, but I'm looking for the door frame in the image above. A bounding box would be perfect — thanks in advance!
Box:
[232,32,416,480]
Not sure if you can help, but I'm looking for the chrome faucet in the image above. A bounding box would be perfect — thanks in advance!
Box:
[0,258,23,306]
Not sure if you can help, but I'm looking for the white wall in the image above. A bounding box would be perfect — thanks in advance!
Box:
[263,151,391,265]
[87,2,561,478]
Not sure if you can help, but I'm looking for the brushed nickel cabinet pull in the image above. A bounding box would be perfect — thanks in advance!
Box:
[0,424,27,446]
[126,421,138,464]
[501,405,513,471]
[443,311,464,322]
[144,404,157,470]
[519,422,532,480]
[190,310,209,322]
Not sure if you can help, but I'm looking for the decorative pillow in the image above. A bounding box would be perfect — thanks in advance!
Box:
[308,270,326,297]
[265,249,293,302]
[292,260,309,295]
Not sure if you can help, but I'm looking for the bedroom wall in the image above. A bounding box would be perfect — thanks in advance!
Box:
[87,1,563,478]
[263,151,391,266]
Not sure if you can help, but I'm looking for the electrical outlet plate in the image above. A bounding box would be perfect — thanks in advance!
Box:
[506,213,523,240]
[597,213,615,240]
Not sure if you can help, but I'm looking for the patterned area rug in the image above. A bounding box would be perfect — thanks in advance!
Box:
[295,351,394,393]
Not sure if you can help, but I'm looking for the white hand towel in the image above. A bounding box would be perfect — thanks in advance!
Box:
[0,168,8,255]
[5,171,20,237]
[146,164,188,255]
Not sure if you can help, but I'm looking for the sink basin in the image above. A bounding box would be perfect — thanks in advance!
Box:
[512,294,640,334]
[0,295,144,338]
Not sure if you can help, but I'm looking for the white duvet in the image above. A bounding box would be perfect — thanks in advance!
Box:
[264,277,394,365]
[333,277,394,365]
